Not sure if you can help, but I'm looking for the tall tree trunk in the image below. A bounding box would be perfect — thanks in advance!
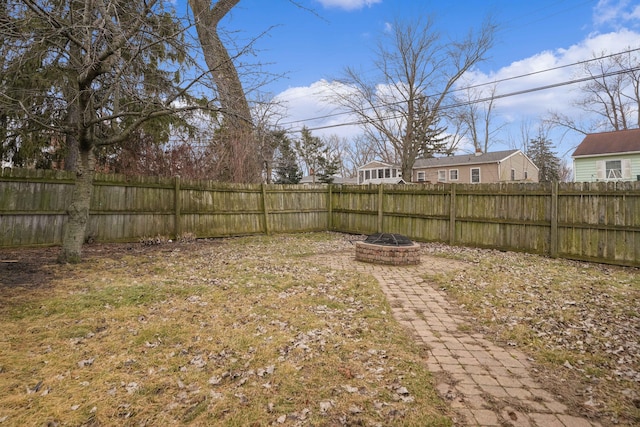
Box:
[58,145,95,263]
[189,0,259,183]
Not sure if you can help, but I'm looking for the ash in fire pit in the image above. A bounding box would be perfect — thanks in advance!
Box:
[356,233,420,265]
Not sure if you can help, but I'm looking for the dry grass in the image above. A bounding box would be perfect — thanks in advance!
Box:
[424,243,640,426]
[0,233,451,426]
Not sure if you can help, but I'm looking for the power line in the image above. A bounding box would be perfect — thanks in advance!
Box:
[278,47,640,134]
[287,64,640,134]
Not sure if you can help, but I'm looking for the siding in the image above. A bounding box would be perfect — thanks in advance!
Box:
[414,152,538,183]
[574,153,640,182]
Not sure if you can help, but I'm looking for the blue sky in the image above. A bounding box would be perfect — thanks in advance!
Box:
[207,0,640,161]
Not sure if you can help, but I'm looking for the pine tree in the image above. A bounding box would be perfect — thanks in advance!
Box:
[273,133,302,184]
[294,127,324,180]
[527,136,561,182]
[316,149,341,184]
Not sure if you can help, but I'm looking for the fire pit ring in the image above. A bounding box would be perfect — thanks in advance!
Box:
[355,233,420,265]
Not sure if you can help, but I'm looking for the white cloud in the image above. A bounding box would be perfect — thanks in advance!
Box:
[315,0,382,11]
[273,80,363,140]
[456,29,640,157]
[593,0,640,27]
[274,26,640,159]
[464,30,640,119]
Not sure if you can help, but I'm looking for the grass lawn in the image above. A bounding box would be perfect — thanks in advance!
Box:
[0,233,452,426]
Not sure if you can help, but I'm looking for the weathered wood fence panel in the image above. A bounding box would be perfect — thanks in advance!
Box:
[265,185,328,233]
[331,185,379,235]
[453,183,552,254]
[89,174,176,242]
[2,168,640,266]
[556,181,640,265]
[0,169,74,245]
[382,184,451,242]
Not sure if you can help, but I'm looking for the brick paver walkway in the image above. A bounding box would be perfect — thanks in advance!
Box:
[312,250,601,427]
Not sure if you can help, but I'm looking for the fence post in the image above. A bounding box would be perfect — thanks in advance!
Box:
[377,184,384,233]
[327,184,333,231]
[449,183,456,245]
[550,181,558,258]
[261,183,271,236]
[174,176,181,239]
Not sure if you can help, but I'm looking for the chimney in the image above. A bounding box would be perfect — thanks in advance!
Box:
[475,148,483,156]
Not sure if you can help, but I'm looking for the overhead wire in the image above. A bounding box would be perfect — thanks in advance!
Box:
[278,47,640,134]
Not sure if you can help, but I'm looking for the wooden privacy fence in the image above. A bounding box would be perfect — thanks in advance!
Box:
[1,168,639,267]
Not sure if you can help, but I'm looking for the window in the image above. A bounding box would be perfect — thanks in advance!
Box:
[471,168,480,183]
[606,160,622,179]
[359,171,364,184]
[417,171,425,182]
[365,170,371,180]
[524,171,528,180]
[449,169,459,181]
[392,169,397,178]
[438,170,446,182]
[385,168,391,178]
[378,169,384,179]
[511,169,516,181]
[596,159,631,180]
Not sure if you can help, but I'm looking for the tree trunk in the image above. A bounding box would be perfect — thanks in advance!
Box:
[189,0,259,183]
[58,147,95,263]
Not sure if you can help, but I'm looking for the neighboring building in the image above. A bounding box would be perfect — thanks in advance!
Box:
[412,149,539,184]
[572,128,640,182]
[357,161,406,185]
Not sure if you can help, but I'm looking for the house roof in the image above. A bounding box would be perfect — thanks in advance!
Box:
[572,128,640,157]
[358,161,401,170]
[413,149,521,169]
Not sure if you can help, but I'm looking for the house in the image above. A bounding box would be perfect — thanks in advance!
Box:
[572,128,640,182]
[357,161,406,185]
[412,149,539,184]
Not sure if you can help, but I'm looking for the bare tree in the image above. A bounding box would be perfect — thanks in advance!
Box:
[451,82,505,153]
[330,16,495,181]
[547,49,640,134]
[342,135,378,176]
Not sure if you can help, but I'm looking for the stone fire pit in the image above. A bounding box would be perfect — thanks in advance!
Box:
[355,233,421,266]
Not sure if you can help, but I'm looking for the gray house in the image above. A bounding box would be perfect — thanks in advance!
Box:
[412,149,539,184]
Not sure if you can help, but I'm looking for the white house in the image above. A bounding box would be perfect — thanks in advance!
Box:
[357,161,406,185]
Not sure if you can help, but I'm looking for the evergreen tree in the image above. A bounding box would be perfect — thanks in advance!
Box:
[527,136,561,182]
[316,149,341,184]
[294,127,324,183]
[0,0,211,261]
[273,133,302,184]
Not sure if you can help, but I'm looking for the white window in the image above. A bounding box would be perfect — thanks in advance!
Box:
[438,170,446,182]
[606,160,622,179]
[511,169,516,181]
[596,159,632,180]
[385,168,391,178]
[417,171,425,182]
[449,169,459,181]
[471,168,480,183]
[392,169,397,178]
[365,170,370,180]
[358,171,364,184]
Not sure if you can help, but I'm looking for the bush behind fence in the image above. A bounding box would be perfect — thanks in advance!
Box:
[2,168,639,267]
